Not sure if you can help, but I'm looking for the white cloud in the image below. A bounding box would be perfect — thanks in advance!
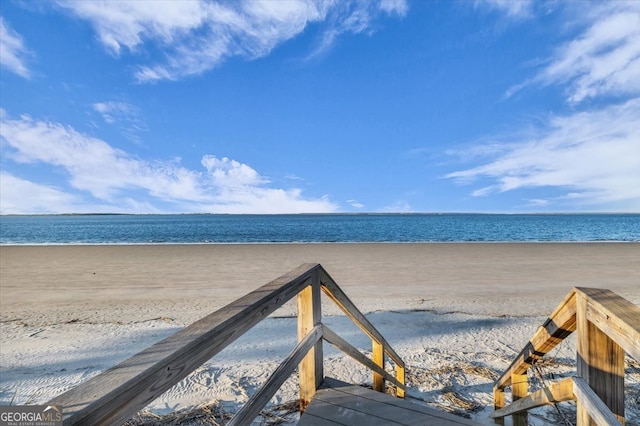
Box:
[347,199,365,209]
[202,155,265,188]
[475,0,534,19]
[0,172,172,214]
[57,0,209,55]
[92,101,147,142]
[93,101,137,124]
[379,0,409,17]
[447,99,640,210]
[196,188,335,214]
[0,172,78,214]
[509,2,640,104]
[0,17,32,78]
[526,199,550,207]
[56,0,407,82]
[542,4,640,104]
[453,2,640,212]
[306,1,408,60]
[0,113,338,214]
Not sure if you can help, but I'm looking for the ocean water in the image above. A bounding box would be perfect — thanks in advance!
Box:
[0,214,638,244]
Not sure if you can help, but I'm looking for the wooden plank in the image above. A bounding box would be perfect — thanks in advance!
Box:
[323,378,480,424]
[300,396,408,425]
[301,379,480,426]
[319,269,405,369]
[495,290,577,391]
[321,325,404,390]
[318,379,480,424]
[47,263,320,425]
[228,325,322,426]
[511,372,528,426]
[576,294,625,425]
[373,341,385,392]
[395,364,405,399]
[573,377,622,426]
[493,388,505,426]
[296,412,345,426]
[298,271,323,412]
[577,287,640,362]
[491,377,575,419]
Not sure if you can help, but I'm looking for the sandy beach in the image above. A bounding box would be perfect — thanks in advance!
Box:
[1,243,639,424]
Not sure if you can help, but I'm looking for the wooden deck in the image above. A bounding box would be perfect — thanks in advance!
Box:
[298,377,485,425]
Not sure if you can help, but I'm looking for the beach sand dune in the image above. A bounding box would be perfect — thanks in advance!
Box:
[1,243,639,423]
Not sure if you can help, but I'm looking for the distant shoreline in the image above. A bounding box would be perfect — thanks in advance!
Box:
[2,212,639,216]
[2,240,640,247]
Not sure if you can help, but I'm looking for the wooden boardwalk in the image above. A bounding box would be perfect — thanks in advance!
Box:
[298,377,485,425]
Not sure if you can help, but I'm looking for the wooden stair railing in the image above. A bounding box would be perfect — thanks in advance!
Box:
[492,287,640,426]
[47,263,406,425]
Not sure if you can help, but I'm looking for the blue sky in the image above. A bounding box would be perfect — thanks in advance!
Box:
[1,0,639,214]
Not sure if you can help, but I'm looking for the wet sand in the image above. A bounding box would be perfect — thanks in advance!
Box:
[1,243,638,324]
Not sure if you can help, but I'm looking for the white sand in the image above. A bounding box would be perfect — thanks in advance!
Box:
[1,243,639,424]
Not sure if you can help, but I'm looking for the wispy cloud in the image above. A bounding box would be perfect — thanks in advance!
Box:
[347,199,365,209]
[508,2,640,103]
[92,101,147,142]
[0,172,79,214]
[0,17,32,78]
[93,101,137,124]
[379,0,409,17]
[56,0,407,82]
[542,4,640,104]
[447,99,640,210]
[306,1,407,60]
[474,0,534,20]
[526,198,550,208]
[0,112,338,214]
[448,3,640,211]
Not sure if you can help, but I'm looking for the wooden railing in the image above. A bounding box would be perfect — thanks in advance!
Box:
[47,263,405,425]
[492,287,640,426]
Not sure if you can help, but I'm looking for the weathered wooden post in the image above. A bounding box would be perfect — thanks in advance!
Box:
[493,387,505,426]
[373,341,385,392]
[297,270,323,412]
[511,371,528,426]
[576,294,625,425]
[396,363,406,398]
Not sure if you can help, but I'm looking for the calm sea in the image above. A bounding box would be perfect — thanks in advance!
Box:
[0,214,638,244]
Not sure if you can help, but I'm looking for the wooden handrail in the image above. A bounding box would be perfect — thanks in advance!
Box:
[493,287,640,426]
[227,325,323,426]
[319,269,406,370]
[494,289,577,391]
[321,324,405,390]
[575,287,640,361]
[491,377,575,419]
[318,268,406,396]
[47,263,405,425]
